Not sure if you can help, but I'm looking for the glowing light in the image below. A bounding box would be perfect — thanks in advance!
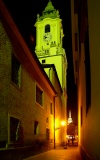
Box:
[61,121,66,126]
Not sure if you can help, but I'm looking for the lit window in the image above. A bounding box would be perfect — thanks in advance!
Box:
[11,54,21,88]
[36,84,43,106]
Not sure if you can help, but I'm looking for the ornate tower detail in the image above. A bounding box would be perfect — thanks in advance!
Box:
[34,0,67,90]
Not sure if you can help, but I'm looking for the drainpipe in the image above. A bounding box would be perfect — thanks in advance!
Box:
[54,96,55,149]
[54,94,58,149]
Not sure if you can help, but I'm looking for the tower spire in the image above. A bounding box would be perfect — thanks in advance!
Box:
[36,0,60,21]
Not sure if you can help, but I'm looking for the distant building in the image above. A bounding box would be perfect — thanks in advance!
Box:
[67,110,78,138]
[0,0,67,157]
[71,0,100,159]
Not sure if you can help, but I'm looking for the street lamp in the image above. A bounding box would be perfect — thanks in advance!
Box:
[61,121,66,126]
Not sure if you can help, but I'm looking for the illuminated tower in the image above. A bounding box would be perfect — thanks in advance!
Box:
[68,110,73,125]
[34,0,67,91]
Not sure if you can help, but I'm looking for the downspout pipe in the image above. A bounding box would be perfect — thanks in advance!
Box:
[54,94,58,149]
[54,96,55,149]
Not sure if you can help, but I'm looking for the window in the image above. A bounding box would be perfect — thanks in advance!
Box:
[34,121,39,135]
[46,117,49,123]
[45,24,50,33]
[50,102,53,115]
[11,54,21,88]
[36,84,43,106]
[42,59,46,63]
[46,128,50,140]
[10,116,20,142]
[45,50,49,55]
[47,50,49,54]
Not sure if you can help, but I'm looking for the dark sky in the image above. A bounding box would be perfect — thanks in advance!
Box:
[4,0,77,123]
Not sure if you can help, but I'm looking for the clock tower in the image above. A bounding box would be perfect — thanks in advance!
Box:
[34,0,67,90]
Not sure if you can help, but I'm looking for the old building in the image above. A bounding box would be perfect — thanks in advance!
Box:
[71,0,100,159]
[0,1,67,158]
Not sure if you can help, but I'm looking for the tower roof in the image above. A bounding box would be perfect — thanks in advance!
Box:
[36,0,60,21]
[44,0,55,12]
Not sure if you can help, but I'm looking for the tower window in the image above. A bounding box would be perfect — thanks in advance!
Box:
[47,50,49,54]
[42,59,46,63]
[45,24,50,33]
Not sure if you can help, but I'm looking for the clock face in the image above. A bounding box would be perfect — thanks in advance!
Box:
[43,33,52,42]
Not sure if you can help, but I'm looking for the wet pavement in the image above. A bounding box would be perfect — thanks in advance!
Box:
[23,146,82,160]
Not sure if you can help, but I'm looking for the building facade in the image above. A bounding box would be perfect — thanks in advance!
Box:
[71,0,100,159]
[0,1,67,156]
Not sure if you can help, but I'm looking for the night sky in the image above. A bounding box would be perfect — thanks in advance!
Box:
[4,0,77,123]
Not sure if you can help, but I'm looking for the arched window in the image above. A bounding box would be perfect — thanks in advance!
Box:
[45,24,50,33]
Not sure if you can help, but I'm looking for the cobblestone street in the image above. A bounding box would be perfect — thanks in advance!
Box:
[23,146,82,160]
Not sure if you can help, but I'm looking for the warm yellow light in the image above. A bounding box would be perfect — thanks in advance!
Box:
[61,121,66,126]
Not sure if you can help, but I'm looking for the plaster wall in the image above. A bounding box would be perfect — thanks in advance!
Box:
[0,21,54,146]
[79,0,100,159]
